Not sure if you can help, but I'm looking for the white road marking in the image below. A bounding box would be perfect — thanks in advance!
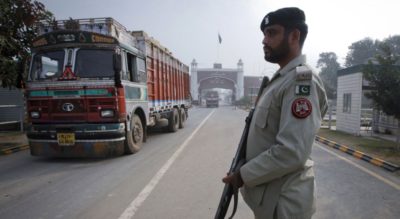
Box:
[118,110,215,219]
[315,143,400,191]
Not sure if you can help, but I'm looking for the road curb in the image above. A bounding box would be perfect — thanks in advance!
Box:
[0,144,29,155]
[315,136,399,172]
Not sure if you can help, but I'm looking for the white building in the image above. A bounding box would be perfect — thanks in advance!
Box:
[336,65,372,135]
[336,64,399,135]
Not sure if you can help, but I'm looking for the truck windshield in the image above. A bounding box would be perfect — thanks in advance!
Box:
[75,49,114,78]
[30,50,65,80]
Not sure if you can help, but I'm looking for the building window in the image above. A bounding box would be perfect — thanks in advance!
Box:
[343,93,352,113]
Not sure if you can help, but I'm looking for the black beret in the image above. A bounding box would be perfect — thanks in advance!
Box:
[260,7,306,31]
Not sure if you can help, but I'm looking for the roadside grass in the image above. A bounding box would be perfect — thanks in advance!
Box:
[0,131,27,151]
[317,128,400,166]
[0,131,22,137]
[321,120,336,127]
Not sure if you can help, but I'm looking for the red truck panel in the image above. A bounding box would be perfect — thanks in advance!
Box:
[131,31,190,105]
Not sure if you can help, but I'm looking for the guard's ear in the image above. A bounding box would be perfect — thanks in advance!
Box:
[290,29,301,44]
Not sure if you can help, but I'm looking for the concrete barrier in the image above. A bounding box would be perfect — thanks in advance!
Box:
[315,135,399,172]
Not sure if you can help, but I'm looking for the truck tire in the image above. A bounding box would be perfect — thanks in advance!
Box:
[125,114,143,154]
[179,108,186,129]
[168,108,179,132]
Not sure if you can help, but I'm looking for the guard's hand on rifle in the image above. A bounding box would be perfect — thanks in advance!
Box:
[222,171,244,188]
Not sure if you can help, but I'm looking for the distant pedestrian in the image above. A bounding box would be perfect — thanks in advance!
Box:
[222,7,328,219]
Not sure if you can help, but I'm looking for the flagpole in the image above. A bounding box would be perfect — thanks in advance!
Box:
[217,42,220,63]
[217,32,222,63]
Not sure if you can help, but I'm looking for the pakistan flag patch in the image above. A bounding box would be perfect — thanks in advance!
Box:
[295,85,310,96]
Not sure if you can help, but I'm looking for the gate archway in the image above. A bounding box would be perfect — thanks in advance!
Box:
[190,60,244,105]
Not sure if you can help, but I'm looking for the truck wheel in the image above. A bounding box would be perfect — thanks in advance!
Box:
[179,108,186,129]
[168,108,179,132]
[125,114,143,154]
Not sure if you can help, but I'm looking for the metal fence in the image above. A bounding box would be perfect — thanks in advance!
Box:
[0,105,24,132]
[371,109,399,134]
[361,109,373,127]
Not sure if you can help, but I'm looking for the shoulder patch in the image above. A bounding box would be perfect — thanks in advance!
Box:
[295,85,310,96]
[296,66,312,81]
[292,98,312,118]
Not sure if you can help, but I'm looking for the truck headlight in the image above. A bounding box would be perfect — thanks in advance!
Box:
[101,109,114,118]
[30,111,40,119]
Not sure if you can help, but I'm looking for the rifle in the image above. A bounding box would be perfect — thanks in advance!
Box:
[215,76,270,219]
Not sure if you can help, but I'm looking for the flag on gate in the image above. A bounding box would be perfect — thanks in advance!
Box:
[218,33,222,44]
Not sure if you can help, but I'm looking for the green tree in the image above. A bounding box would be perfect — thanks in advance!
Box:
[345,36,400,67]
[235,96,252,108]
[345,38,378,67]
[363,44,400,149]
[0,0,52,88]
[317,52,341,99]
[382,35,400,61]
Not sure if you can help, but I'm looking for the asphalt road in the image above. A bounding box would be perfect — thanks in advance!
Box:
[0,106,399,219]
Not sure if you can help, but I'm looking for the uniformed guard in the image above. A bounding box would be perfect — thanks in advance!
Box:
[222,7,328,219]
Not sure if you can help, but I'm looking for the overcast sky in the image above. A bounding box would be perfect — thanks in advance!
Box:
[39,0,400,78]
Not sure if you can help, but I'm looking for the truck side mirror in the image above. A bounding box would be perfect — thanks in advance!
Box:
[113,53,122,87]
[15,72,25,89]
[113,53,122,73]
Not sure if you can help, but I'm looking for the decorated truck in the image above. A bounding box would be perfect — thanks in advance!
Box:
[25,18,191,157]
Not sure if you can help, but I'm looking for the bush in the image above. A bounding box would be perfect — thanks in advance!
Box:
[235,96,252,107]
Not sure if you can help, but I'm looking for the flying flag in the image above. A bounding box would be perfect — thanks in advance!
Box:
[218,33,222,44]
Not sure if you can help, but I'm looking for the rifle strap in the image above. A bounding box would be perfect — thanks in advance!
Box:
[228,185,239,219]
[254,76,270,106]
[228,159,246,219]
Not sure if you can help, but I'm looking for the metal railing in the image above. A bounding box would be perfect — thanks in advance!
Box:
[0,105,24,132]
